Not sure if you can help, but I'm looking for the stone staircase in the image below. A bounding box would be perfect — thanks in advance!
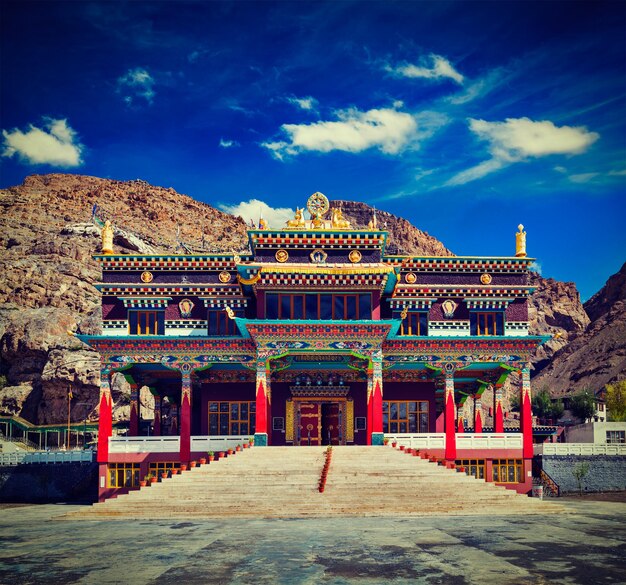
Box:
[66,446,562,520]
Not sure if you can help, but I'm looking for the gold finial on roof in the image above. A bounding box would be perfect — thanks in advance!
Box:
[515,224,527,257]
[286,207,306,229]
[331,207,351,229]
[307,192,329,229]
[101,220,114,254]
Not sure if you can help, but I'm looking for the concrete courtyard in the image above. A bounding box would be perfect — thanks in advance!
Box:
[1,498,625,585]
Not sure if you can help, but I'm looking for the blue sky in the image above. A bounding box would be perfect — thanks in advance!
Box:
[1,1,624,301]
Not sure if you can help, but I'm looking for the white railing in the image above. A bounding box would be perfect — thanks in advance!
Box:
[109,436,180,453]
[386,434,446,450]
[191,436,250,453]
[386,433,523,451]
[0,450,94,465]
[457,433,523,450]
[108,435,251,454]
[541,443,626,456]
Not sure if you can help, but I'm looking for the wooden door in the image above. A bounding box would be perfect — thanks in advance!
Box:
[321,402,341,445]
[298,402,321,445]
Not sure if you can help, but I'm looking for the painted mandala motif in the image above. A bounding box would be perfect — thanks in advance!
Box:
[275,249,289,263]
[348,249,362,263]
[219,271,232,283]
[405,272,417,284]
[480,273,492,284]
[140,271,153,283]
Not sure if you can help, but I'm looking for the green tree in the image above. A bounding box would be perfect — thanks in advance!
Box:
[549,399,564,421]
[532,387,553,420]
[572,462,589,495]
[570,390,596,422]
[605,380,626,422]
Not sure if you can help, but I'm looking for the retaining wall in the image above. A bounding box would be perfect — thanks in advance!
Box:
[541,455,626,494]
[0,462,98,503]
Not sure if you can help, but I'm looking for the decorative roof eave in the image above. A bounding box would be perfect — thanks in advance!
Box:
[384,255,536,272]
[382,335,549,364]
[119,296,172,308]
[74,334,256,359]
[238,319,399,352]
[393,285,535,298]
[247,229,388,253]
[96,284,243,296]
[94,254,252,270]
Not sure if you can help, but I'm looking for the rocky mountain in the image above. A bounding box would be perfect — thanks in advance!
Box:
[329,200,453,256]
[0,173,599,424]
[533,262,626,397]
[0,174,248,424]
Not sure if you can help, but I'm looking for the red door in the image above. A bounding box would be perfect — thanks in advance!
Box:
[299,402,321,445]
[321,402,341,445]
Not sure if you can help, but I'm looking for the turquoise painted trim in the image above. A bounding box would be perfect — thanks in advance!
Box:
[382,255,537,262]
[254,433,268,446]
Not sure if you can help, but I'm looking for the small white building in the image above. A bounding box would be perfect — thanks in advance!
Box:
[565,421,626,444]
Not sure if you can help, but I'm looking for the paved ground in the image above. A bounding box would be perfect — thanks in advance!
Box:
[1,500,625,585]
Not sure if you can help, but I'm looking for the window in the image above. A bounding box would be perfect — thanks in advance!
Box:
[266,293,371,320]
[399,312,428,336]
[472,312,504,336]
[129,310,163,335]
[209,401,256,435]
[208,310,238,336]
[492,459,522,483]
[383,401,429,434]
[456,459,485,480]
[354,417,367,431]
[606,430,625,444]
[108,463,140,488]
[148,462,180,475]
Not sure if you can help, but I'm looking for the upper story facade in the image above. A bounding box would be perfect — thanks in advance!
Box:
[96,192,534,345]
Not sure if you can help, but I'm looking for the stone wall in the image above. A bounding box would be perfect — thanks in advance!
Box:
[541,455,626,494]
[0,462,97,503]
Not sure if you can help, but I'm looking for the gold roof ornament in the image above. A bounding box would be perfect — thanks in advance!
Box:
[515,224,527,257]
[101,220,114,254]
[307,192,329,229]
[285,207,306,229]
[367,208,378,230]
[331,207,352,229]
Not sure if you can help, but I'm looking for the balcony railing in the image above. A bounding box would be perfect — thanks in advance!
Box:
[108,435,251,454]
[386,433,523,450]
[538,443,626,456]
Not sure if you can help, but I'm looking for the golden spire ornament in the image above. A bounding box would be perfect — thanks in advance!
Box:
[515,224,527,257]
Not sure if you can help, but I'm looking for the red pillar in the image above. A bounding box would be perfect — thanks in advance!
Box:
[444,369,456,460]
[153,393,161,436]
[367,355,384,445]
[97,368,113,464]
[474,394,483,434]
[494,385,504,433]
[179,372,192,463]
[129,383,139,436]
[371,291,381,320]
[255,358,269,446]
[521,366,533,459]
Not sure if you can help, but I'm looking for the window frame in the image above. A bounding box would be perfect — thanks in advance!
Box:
[108,462,140,488]
[455,459,485,480]
[129,310,164,336]
[208,401,256,436]
[265,293,372,320]
[492,459,522,483]
[382,400,429,434]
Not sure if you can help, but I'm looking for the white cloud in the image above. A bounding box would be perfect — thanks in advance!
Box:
[608,169,626,176]
[219,199,295,228]
[117,67,155,105]
[569,172,600,184]
[2,118,83,167]
[469,117,599,160]
[446,117,599,186]
[219,138,240,149]
[529,261,542,275]
[386,54,464,85]
[286,96,319,112]
[262,107,429,159]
